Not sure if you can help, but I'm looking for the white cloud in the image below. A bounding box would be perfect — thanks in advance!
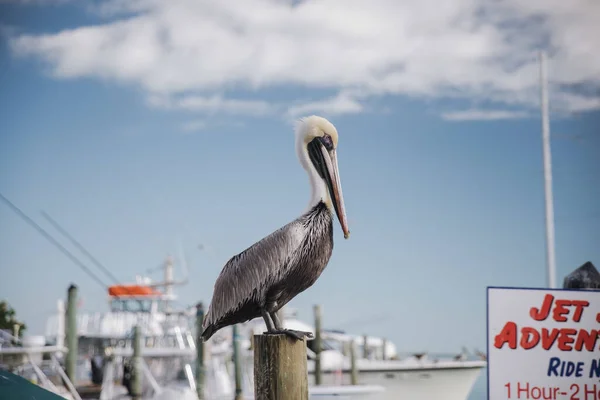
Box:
[287,91,364,117]
[148,94,274,116]
[441,109,530,121]
[551,92,600,113]
[179,117,248,134]
[7,0,600,118]
[180,119,207,133]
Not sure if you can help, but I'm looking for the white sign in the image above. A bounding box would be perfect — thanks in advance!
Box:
[487,287,600,400]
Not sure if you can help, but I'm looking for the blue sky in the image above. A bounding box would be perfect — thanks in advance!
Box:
[0,0,598,356]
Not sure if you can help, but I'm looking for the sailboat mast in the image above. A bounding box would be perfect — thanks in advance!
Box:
[539,51,557,288]
[164,255,174,311]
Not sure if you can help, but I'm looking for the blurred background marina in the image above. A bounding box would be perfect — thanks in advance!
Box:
[1,0,598,399]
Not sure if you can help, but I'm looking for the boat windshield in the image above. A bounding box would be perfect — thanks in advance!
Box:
[110,299,153,313]
[307,337,337,353]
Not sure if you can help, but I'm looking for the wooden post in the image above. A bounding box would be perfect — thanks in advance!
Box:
[66,284,78,383]
[349,339,358,385]
[56,300,65,356]
[362,335,368,359]
[131,325,142,400]
[195,303,205,400]
[254,334,308,400]
[12,323,20,341]
[313,304,322,385]
[232,324,243,400]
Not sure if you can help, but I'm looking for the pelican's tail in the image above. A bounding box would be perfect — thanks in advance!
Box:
[201,324,216,342]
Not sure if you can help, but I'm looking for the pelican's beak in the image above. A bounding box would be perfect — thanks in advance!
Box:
[320,146,350,239]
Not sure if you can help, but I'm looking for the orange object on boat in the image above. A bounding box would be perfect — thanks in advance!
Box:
[108,285,161,297]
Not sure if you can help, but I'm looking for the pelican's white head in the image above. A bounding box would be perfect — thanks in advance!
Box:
[295,115,350,239]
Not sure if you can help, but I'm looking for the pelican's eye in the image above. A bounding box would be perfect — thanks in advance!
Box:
[319,134,334,151]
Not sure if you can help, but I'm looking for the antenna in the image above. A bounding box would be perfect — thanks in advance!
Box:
[539,51,557,289]
[147,240,193,290]
[164,254,175,300]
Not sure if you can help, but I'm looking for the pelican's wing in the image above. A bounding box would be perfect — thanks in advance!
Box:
[203,221,304,331]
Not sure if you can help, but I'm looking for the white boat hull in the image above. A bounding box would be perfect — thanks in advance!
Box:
[307,366,484,400]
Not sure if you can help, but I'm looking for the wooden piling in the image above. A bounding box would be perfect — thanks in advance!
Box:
[131,325,142,400]
[66,284,78,383]
[313,304,322,385]
[12,323,20,341]
[233,324,243,400]
[254,334,308,400]
[362,335,368,359]
[195,303,205,400]
[349,339,358,385]
[342,341,349,357]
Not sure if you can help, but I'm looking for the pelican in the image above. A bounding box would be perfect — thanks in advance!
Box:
[201,115,350,341]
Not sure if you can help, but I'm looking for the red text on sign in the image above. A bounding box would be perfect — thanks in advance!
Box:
[494,322,599,351]
[529,294,590,322]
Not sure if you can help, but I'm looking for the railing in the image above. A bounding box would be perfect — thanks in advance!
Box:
[0,332,82,400]
[46,311,193,339]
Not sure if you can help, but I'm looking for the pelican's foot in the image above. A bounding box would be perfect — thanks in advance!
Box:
[263,329,314,341]
[284,329,314,341]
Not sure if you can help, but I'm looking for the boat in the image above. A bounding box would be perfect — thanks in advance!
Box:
[0,330,80,400]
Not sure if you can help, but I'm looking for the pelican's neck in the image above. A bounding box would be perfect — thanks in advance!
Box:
[296,139,330,213]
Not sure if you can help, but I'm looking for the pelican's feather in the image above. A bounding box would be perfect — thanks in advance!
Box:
[202,220,305,331]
